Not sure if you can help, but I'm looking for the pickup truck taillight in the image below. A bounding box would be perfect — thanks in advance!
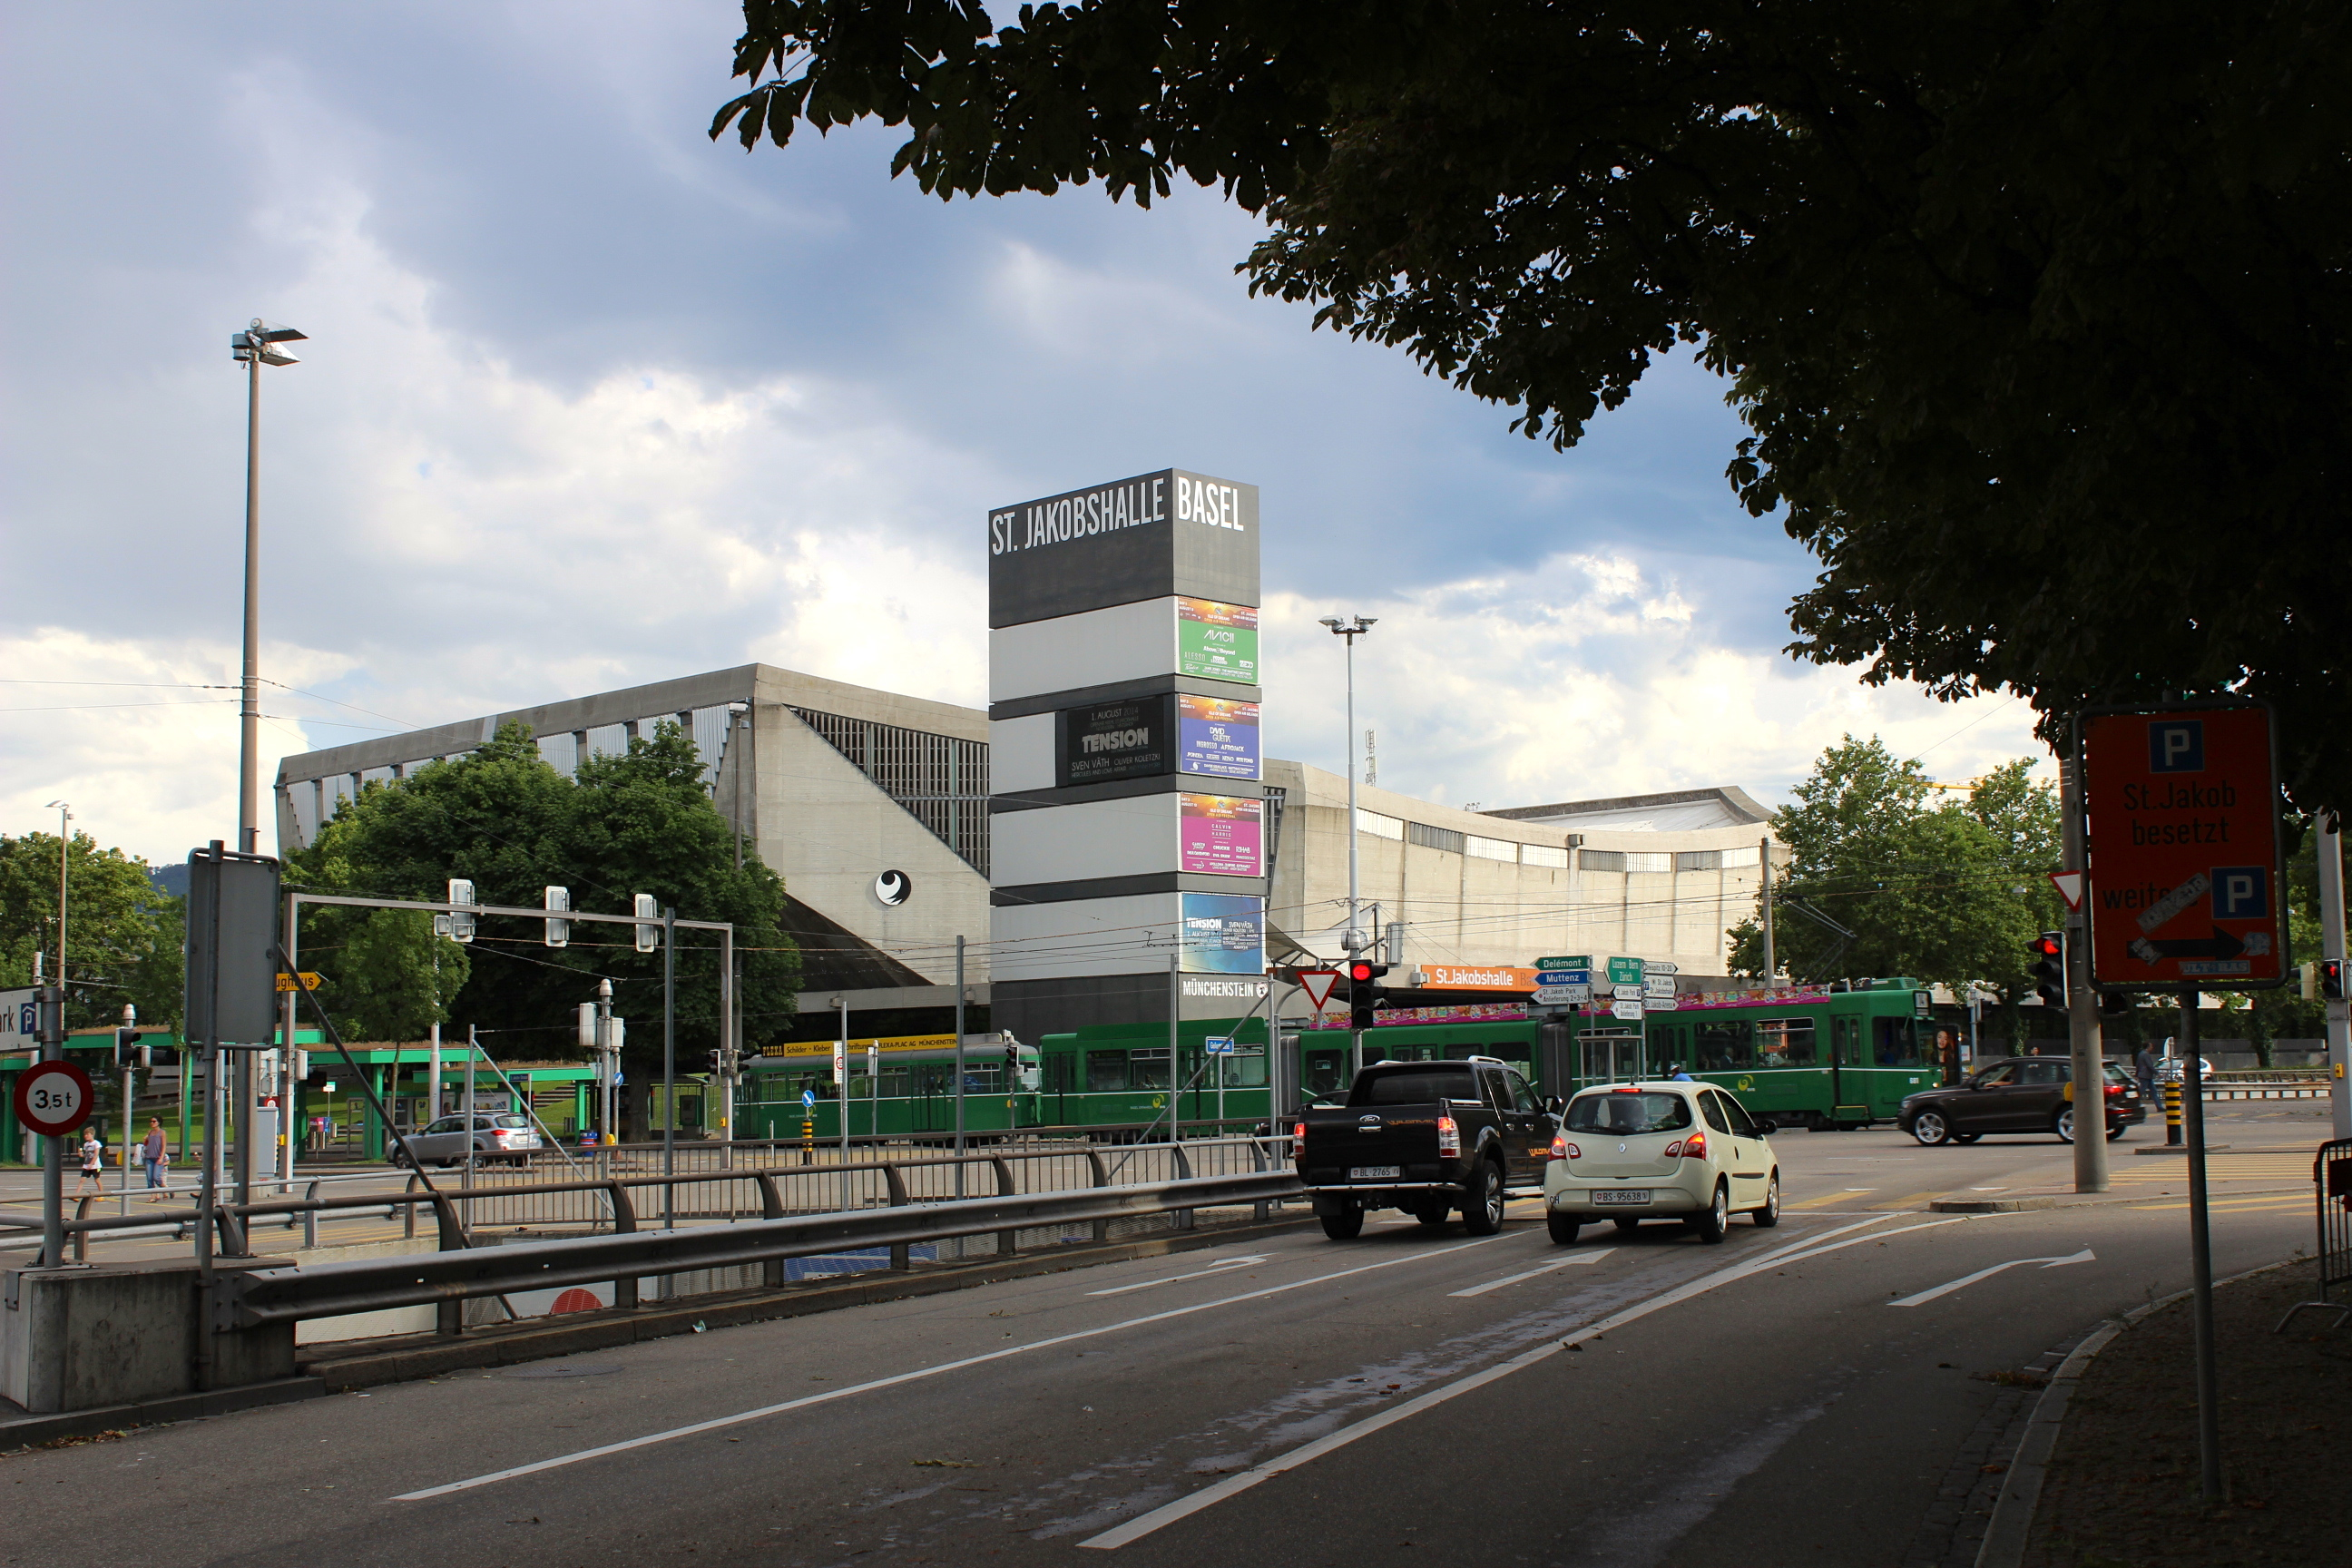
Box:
[1550,1134,1580,1161]
[1437,1114,1461,1157]
[1662,1130,1709,1161]
[1293,1121,1306,1146]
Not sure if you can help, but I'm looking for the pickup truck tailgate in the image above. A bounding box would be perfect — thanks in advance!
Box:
[1303,1104,1445,1181]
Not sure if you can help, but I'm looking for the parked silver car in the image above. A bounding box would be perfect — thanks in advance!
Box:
[392,1113,542,1168]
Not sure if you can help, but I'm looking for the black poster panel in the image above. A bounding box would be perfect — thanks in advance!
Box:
[1057,695,1176,787]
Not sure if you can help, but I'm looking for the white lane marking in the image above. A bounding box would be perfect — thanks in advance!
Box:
[1446,1248,1616,1298]
[390,1234,1514,1501]
[1887,1249,2095,1308]
[1087,1256,1271,1297]
[1080,1214,1932,1550]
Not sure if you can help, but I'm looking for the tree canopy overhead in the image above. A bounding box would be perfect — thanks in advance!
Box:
[715,1,2352,810]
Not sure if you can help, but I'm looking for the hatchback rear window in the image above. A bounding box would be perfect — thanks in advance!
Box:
[1565,1092,1694,1134]
[1351,1070,1479,1106]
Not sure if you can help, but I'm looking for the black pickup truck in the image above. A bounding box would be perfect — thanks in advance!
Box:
[1294,1056,1560,1240]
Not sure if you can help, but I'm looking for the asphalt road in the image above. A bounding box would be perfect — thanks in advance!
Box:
[2,1108,2328,1568]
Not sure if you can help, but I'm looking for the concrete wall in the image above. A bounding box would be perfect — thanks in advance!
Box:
[2,1260,294,1414]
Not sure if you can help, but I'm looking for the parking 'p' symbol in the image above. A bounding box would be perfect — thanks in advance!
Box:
[2150,720,2204,773]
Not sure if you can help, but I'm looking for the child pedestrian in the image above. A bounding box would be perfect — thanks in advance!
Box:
[74,1126,104,1198]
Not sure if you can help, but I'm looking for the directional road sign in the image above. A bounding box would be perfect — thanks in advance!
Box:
[1534,956,1591,974]
[1643,960,1679,975]
[1606,956,1645,985]
[801,1088,818,1109]
[14,1059,93,1137]
[273,972,326,993]
[1531,985,1583,1005]
[1611,999,1645,1022]
[1534,969,1590,987]
[1205,1035,1236,1055]
[2080,702,2285,990]
[1612,983,1645,1001]
[1643,976,1677,999]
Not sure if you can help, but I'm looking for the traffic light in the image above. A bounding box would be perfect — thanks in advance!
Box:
[1004,1044,1020,1082]
[706,1049,725,1078]
[2323,959,2346,1003]
[114,1026,148,1069]
[2029,932,2066,1009]
[634,893,662,954]
[1347,960,1390,1032]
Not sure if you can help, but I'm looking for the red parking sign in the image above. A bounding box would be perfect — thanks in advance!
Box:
[2079,702,2286,991]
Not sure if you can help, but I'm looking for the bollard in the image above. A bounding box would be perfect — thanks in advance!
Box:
[2164,1081,2183,1146]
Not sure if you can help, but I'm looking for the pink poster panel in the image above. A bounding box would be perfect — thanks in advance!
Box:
[1179,793,1263,877]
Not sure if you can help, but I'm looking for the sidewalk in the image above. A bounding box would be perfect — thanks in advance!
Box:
[2022,1259,2348,1566]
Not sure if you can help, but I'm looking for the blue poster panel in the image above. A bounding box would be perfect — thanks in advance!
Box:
[1177,695,1259,780]
[1180,892,1266,975]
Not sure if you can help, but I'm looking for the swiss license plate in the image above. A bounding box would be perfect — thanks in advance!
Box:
[1592,1188,1651,1205]
[1350,1166,1401,1181]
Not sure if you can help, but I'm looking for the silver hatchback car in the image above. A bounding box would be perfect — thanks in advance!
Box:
[393,1113,542,1168]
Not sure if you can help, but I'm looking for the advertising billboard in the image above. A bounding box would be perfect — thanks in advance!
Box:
[2081,702,2285,989]
[1180,892,1267,975]
[1177,695,1259,780]
[1057,697,1170,787]
[1177,598,1259,683]
[1179,793,1263,877]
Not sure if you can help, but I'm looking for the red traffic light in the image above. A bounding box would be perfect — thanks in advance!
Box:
[1348,961,1377,982]
[2029,936,2061,957]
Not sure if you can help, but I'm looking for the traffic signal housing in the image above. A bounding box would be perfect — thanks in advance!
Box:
[1347,960,1390,1032]
[2324,959,2346,1003]
[114,1026,148,1069]
[2029,932,2066,1009]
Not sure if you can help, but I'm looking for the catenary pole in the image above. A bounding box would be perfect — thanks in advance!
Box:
[1759,834,1776,985]
[2319,816,2350,1141]
[239,339,262,856]
[662,905,676,1231]
[2061,752,2108,1191]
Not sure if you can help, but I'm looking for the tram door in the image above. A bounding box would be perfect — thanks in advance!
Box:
[1581,1028,1643,1085]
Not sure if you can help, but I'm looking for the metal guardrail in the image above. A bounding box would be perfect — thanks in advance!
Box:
[212,1168,1301,1332]
[2278,1138,2351,1333]
[4,1135,1293,1269]
[2201,1085,2331,1100]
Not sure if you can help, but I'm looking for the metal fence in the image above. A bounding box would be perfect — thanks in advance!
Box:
[2278,1138,2351,1333]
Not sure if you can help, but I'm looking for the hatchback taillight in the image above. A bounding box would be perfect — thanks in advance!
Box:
[1551,1134,1580,1161]
[1662,1130,1709,1161]
[1437,1114,1461,1157]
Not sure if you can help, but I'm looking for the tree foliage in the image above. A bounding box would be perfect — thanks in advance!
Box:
[286,722,799,1070]
[714,0,2352,811]
[1728,739,2063,1044]
[0,832,183,1032]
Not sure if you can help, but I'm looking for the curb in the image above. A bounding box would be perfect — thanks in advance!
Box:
[1931,1185,2301,1213]
[1970,1257,2298,1568]
[299,1211,1317,1390]
[0,1377,325,1452]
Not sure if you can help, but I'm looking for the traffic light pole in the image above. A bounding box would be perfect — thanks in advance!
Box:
[2059,755,2109,1191]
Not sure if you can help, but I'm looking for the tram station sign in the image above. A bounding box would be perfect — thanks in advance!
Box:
[2079,701,2286,991]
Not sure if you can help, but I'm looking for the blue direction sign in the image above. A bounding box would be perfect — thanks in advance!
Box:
[800,1088,818,1109]
[1535,968,1590,986]
[1205,1035,1236,1055]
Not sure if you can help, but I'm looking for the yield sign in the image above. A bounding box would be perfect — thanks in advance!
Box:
[1294,969,1341,1009]
[2047,871,2084,911]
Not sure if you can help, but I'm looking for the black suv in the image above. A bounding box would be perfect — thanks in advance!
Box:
[1897,1056,2146,1145]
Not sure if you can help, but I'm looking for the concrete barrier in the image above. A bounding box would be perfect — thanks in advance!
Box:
[2,1259,295,1415]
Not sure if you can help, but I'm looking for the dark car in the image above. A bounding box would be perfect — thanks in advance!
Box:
[1898,1056,2146,1146]
[1296,1056,1558,1239]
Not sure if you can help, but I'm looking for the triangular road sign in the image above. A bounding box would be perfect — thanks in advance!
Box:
[2048,871,2084,911]
[1294,969,1341,1010]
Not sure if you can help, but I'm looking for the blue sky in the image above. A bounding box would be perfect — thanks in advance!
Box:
[0,2,2042,861]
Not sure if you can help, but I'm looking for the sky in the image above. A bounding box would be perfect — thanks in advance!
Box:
[0,3,2046,866]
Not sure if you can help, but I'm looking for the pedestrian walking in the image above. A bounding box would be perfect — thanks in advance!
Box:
[2133,1040,2159,1107]
[74,1126,104,1198]
[142,1117,170,1200]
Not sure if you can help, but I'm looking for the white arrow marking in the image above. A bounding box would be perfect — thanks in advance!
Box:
[1086,1255,1272,1297]
[1887,1249,2095,1308]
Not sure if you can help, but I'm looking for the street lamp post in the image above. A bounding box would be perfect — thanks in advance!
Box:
[1318,616,1377,1074]
[40,800,70,1266]
[230,319,306,858]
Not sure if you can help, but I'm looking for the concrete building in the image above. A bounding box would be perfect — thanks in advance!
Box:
[276,664,1786,1038]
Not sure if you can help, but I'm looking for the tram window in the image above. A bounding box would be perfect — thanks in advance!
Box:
[1128,1050,1172,1091]
[1086,1051,1129,1093]
[1833,1017,1865,1067]
[1873,1018,1925,1067]
[1043,1055,1077,1094]
[1692,1021,1753,1072]
[1221,1051,1268,1087]
[1756,1019,1818,1067]
[1303,1049,1348,1096]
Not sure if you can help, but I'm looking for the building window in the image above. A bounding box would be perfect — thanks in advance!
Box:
[1722,845,1760,867]
[1522,843,1569,868]
[1625,852,1671,874]
[1356,809,1404,840]
[1407,822,1465,854]
[1465,835,1518,862]
[1675,849,1721,872]
[1580,848,1624,872]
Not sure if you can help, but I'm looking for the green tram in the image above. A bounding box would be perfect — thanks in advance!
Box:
[735,1033,1046,1141]
[1025,977,1944,1135]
